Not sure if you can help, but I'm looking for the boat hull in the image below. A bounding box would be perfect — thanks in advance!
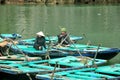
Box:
[8,43,119,60]
[53,44,120,60]
[0,33,22,40]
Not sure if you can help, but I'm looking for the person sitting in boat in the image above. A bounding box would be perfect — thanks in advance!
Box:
[57,28,71,46]
[0,38,9,56]
[33,31,46,50]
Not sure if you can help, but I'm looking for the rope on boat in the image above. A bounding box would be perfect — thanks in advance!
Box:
[51,61,58,80]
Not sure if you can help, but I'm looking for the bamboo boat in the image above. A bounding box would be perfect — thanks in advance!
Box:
[8,43,120,60]
[0,56,107,75]
[53,43,120,60]
[0,33,22,40]
[36,64,120,80]
[8,44,68,57]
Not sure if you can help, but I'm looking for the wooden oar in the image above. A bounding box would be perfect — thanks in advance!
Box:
[71,43,83,57]
[7,39,29,61]
[45,34,51,60]
[50,61,58,80]
[57,26,70,46]
[92,44,101,67]
[59,33,70,46]
[62,33,83,57]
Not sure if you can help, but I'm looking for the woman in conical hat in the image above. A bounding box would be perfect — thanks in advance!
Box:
[34,31,46,50]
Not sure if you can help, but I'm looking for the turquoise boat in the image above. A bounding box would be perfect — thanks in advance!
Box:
[0,33,22,40]
[48,56,107,68]
[0,56,107,75]
[18,35,83,45]
[8,44,68,57]
[53,43,120,60]
[8,43,119,60]
[36,64,120,80]
[0,54,42,61]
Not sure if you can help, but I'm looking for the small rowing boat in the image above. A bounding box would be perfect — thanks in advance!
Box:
[36,68,120,80]
[0,33,22,40]
[53,43,120,60]
[8,43,119,60]
[8,44,68,57]
[0,54,42,61]
[0,56,107,75]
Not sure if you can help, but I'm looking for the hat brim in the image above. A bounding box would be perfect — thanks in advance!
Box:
[36,31,45,36]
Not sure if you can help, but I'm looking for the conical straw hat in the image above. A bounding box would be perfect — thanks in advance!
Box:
[36,31,45,36]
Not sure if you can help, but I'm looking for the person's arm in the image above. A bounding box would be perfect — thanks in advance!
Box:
[57,34,62,44]
[43,37,46,49]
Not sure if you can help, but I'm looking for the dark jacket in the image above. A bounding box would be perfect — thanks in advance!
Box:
[57,33,70,45]
[33,36,46,50]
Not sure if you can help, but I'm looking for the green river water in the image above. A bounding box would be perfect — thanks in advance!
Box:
[0,4,120,65]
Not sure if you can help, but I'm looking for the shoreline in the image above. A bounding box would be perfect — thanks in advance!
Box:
[1,0,120,5]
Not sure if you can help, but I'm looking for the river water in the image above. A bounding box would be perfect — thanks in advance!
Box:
[0,4,120,64]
